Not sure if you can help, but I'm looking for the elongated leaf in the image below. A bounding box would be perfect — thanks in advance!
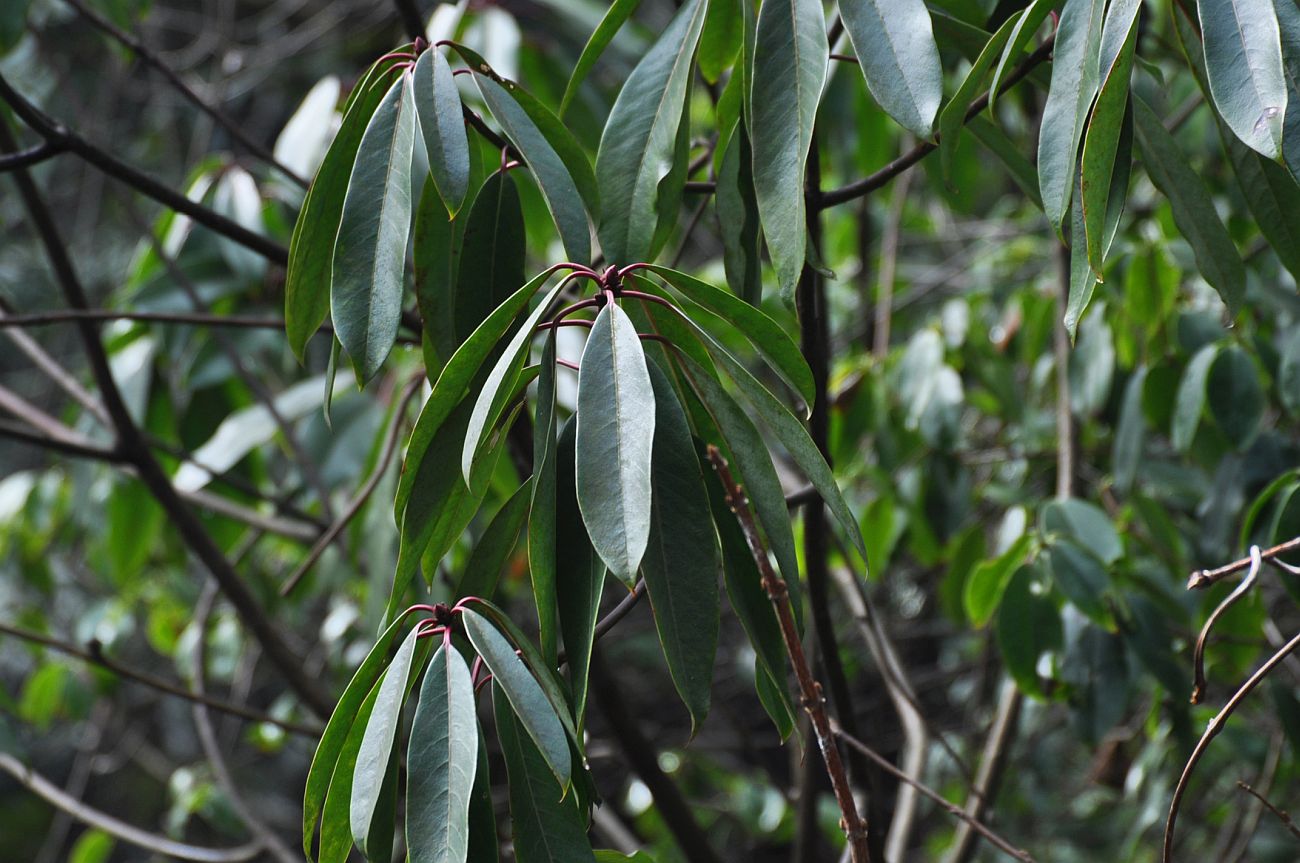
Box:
[407,644,478,863]
[1112,365,1148,494]
[462,609,571,788]
[287,59,403,359]
[1223,128,1300,281]
[939,12,1020,182]
[304,611,415,861]
[351,627,422,852]
[699,0,742,83]
[475,75,592,263]
[457,478,533,601]
[1041,499,1122,565]
[1045,539,1111,626]
[841,0,942,137]
[750,0,827,301]
[455,170,526,344]
[332,72,417,382]
[989,0,1056,110]
[413,176,459,372]
[997,564,1061,699]
[493,685,596,863]
[1036,0,1105,235]
[967,115,1043,207]
[414,47,471,215]
[467,725,499,863]
[716,123,763,305]
[1207,344,1265,450]
[595,0,708,265]
[1275,0,1300,179]
[1080,0,1139,276]
[576,303,656,586]
[528,331,560,663]
[964,533,1032,627]
[1132,97,1245,313]
[1199,0,1287,159]
[642,364,719,732]
[1172,343,1220,451]
[1066,111,1132,336]
[647,265,814,413]
[559,0,643,118]
[318,676,382,863]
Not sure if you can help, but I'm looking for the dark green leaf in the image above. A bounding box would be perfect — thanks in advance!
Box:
[413,47,471,215]
[407,643,478,863]
[1171,343,1220,452]
[1223,130,1300,282]
[750,0,828,300]
[468,725,499,863]
[1066,113,1132,337]
[754,662,796,741]
[699,0,742,83]
[528,332,560,663]
[576,302,656,586]
[964,532,1032,628]
[1045,539,1111,626]
[939,13,1019,182]
[715,123,763,306]
[989,0,1056,111]
[462,608,571,788]
[1279,328,1300,415]
[1206,344,1265,450]
[331,72,417,382]
[455,170,526,345]
[841,0,942,138]
[457,478,533,601]
[595,0,708,265]
[1112,365,1147,493]
[996,564,1061,699]
[559,0,643,118]
[318,676,382,863]
[1275,0,1300,179]
[1040,499,1122,565]
[966,115,1044,208]
[1199,0,1287,159]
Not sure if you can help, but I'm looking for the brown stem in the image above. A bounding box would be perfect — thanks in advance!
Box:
[1236,781,1300,843]
[1187,535,1300,589]
[705,446,871,863]
[1191,547,1261,704]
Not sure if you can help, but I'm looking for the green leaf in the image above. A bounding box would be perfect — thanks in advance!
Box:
[595,0,708,265]
[331,72,418,383]
[576,302,657,586]
[1222,128,1300,282]
[318,677,382,863]
[559,0,643,118]
[1036,0,1105,235]
[350,626,422,854]
[1066,113,1132,337]
[939,12,1019,182]
[750,0,828,300]
[1171,343,1220,452]
[1079,0,1139,277]
[529,331,560,663]
[1199,0,1287,159]
[493,685,596,863]
[966,115,1044,208]
[646,265,815,413]
[462,608,571,788]
[457,478,533,601]
[1279,327,1300,415]
[1040,499,1122,565]
[286,59,401,360]
[989,0,1056,111]
[304,610,415,861]
[754,657,796,741]
[413,46,471,216]
[1112,365,1147,494]
[1132,97,1245,313]
[715,123,763,306]
[474,75,592,263]
[641,364,719,732]
[413,176,460,372]
[455,170,526,345]
[996,564,1061,699]
[1275,0,1300,179]
[840,0,942,138]
[1206,344,1266,450]
[699,0,742,83]
[467,725,500,863]
[1044,539,1111,626]
[964,532,1032,628]
[407,643,479,863]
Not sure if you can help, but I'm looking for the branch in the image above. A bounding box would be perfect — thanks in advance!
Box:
[1163,626,1300,861]
[556,578,646,667]
[0,752,264,862]
[62,0,308,187]
[0,308,288,329]
[1236,780,1300,843]
[0,418,125,462]
[1191,547,1261,704]
[0,140,62,171]
[0,77,288,265]
[832,726,1036,863]
[0,621,319,737]
[1187,534,1300,589]
[705,445,871,863]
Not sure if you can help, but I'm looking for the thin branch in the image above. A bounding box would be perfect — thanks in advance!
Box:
[0,76,288,265]
[705,445,871,863]
[0,418,124,462]
[1236,780,1300,843]
[818,38,1056,209]
[62,0,308,186]
[0,622,319,735]
[1164,627,1300,861]
[280,375,422,596]
[0,140,62,171]
[0,753,264,863]
[1187,535,1300,590]
[832,726,1036,863]
[0,307,288,329]
[0,300,112,424]
[1192,548,1261,704]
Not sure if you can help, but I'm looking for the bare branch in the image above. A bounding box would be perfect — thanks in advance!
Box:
[1236,780,1300,843]
[1188,534,1300,590]
[1192,547,1261,704]
[0,140,62,171]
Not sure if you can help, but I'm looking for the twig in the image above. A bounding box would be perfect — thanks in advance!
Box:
[0,418,125,462]
[0,621,319,736]
[1236,780,1300,843]
[1187,535,1300,590]
[280,375,422,596]
[705,445,871,863]
[1191,547,1261,704]
[62,0,308,186]
[0,753,263,862]
[0,308,295,330]
[1164,626,1300,861]
[556,579,646,667]
[872,149,912,357]
[0,140,62,171]
[833,726,1036,862]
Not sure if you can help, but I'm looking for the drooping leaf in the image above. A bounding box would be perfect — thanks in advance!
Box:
[750,0,828,301]
[454,170,526,345]
[462,609,571,788]
[699,0,742,83]
[493,685,596,863]
[1044,539,1112,627]
[754,662,796,740]
[595,0,708,265]
[641,364,719,732]
[939,12,1020,182]
[1066,113,1132,337]
[1133,97,1245,313]
[1222,129,1300,282]
[413,46,471,216]
[528,331,560,663]
[989,0,1056,111]
[964,532,1032,628]
[457,478,533,601]
[318,676,382,863]
[467,726,499,863]
[1275,0,1300,179]
[1171,343,1220,452]
[967,115,1044,208]
[840,0,943,138]
[287,58,403,360]
[331,72,418,382]
[559,0,643,118]
[575,302,657,587]
[1112,365,1148,493]
[406,643,478,863]
[715,123,763,306]
[1199,0,1288,159]
[1036,0,1105,235]
[1206,344,1266,450]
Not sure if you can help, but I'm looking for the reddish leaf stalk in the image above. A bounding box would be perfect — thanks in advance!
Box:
[705,445,871,863]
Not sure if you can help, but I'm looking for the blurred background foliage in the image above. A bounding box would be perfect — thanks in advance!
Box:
[2,0,1300,861]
